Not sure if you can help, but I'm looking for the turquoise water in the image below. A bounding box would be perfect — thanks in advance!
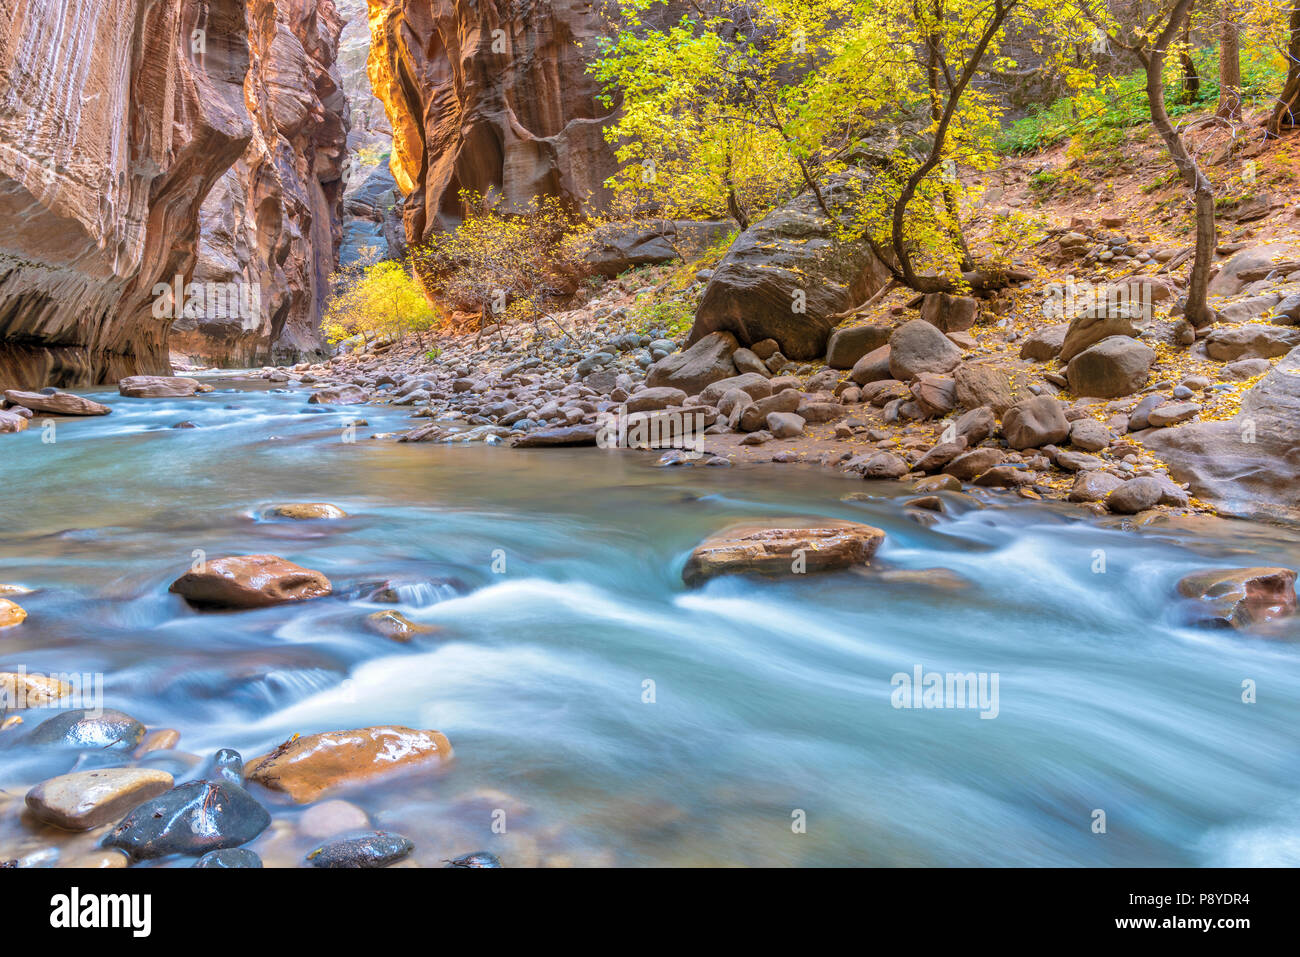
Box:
[1,379,1298,866]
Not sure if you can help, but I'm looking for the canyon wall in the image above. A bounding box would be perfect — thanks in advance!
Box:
[366,0,623,248]
[172,0,350,368]
[0,0,254,388]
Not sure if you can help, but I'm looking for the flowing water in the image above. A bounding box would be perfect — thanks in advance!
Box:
[1,379,1298,867]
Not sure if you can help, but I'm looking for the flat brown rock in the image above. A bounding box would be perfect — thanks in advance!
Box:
[26,768,174,830]
[0,671,70,707]
[245,726,454,803]
[683,521,885,585]
[117,376,207,398]
[3,390,111,416]
[1176,567,1297,630]
[169,555,332,609]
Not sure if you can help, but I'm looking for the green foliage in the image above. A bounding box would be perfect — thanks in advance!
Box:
[323,259,440,346]
[631,297,694,338]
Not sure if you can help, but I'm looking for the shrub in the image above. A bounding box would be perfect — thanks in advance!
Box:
[322,259,441,347]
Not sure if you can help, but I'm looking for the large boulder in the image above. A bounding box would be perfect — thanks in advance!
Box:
[105,780,270,859]
[1066,336,1155,398]
[245,726,454,803]
[1204,324,1300,361]
[687,170,892,359]
[118,376,208,398]
[1209,244,1300,297]
[1019,323,1068,361]
[646,331,739,394]
[1059,313,1141,362]
[583,220,731,276]
[1143,346,1300,523]
[825,322,894,369]
[169,555,332,609]
[2,390,110,416]
[309,384,369,405]
[919,293,979,332]
[682,521,885,585]
[953,362,1016,414]
[889,320,963,380]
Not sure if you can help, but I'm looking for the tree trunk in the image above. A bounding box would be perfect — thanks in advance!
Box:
[1179,23,1199,104]
[1267,3,1300,135]
[1144,0,1216,327]
[1216,0,1242,121]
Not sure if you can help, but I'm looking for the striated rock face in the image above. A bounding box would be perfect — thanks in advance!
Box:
[174,0,350,367]
[0,0,254,389]
[366,0,623,246]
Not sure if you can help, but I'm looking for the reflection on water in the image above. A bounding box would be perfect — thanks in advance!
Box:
[1,378,1298,866]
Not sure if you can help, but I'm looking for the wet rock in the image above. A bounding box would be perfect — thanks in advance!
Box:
[512,423,599,447]
[169,554,332,609]
[365,610,439,642]
[133,728,181,758]
[265,503,348,520]
[193,848,263,868]
[0,599,27,629]
[2,391,111,416]
[206,749,245,786]
[306,831,414,868]
[851,452,910,479]
[28,709,145,751]
[105,780,271,860]
[1001,396,1069,450]
[1106,476,1167,514]
[298,800,370,839]
[1176,567,1297,630]
[118,376,208,398]
[1066,336,1155,398]
[915,440,968,474]
[645,331,739,394]
[0,671,70,707]
[972,464,1036,487]
[889,320,963,380]
[308,384,369,405]
[245,726,454,803]
[683,521,885,585]
[913,474,962,493]
[445,851,503,868]
[26,768,173,830]
[0,411,28,433]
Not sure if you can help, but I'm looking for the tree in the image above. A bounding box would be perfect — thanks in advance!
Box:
[411,192,589,343]
[322,259,441,347]
[1264,0,1300,135]
[1216,0,1243,121]
[1074,0,1217,328]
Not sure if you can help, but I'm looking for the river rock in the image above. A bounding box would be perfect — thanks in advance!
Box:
[1146,402,1200,427]
[766,411,805,438]
[445,851,503,868]
[954,406,995,443]
[1175,567,1297,629]
[1067,471,1124,502]
[889,320,963,380]
[826,322,893,369]
[28,709,145,750]
[104,780,271,859]
[1204,324,1300,361]
[1059,312,1140,362]
[849,345,893,385]
[851,452,910,479]
[698,373,772,405]
[298,800,370,839]
[1068,418,1111,451]
[1001,396,1069,450]
[169,554,332,609]
[26,768,174,830]
[624,386,688,412]
[682,521,885,585]
[953,363,1015,414]
[117,376,207,398]
[193,848,263,868]
[0,671,70,707]
[0,411,28,433]
[512,423,600,447]
[1066,336,1155,398]
[0,599,26,629]
[738,391,802,431]
[265,503,348,520]
[1019,323,1068,361]
[2,390,111,416]
[308,384,369,404]
[1106,476,1168,514]
[245,726,454,803]
[645,332,739,394]
[306,831,414,868]
[944,448,1005,481]
[365,610,439,642]
[919,292,979,332]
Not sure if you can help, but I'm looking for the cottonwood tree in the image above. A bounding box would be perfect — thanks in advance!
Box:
[1216,0,1243,121]
[1258,0,1300,135]
[1072,0,1217,328]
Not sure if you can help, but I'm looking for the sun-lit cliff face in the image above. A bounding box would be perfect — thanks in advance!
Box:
[0,0,253,388]
[364,0,624,250]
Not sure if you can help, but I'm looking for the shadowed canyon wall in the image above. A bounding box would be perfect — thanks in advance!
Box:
[366,0,625,248]
[0,0,253,388]
[172,0,350,368]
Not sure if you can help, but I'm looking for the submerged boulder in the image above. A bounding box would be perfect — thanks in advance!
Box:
[683,521,885,585]
[117,376,208,398]
[27,709,145,751]
[169,554,332,609]
[244,726,454,803]
[306,831,414,868]
[1176,567,1297,630]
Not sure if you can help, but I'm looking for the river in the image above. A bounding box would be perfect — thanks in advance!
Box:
[1,378,1298,866]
